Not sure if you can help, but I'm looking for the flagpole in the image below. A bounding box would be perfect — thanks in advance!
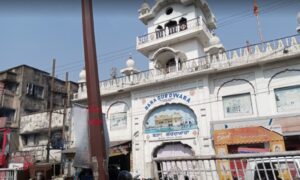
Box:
[254,0,264,44]
[256,14,264,44]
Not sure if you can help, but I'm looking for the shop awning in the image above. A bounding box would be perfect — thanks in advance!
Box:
[213,126,284,146]
[212,115,300,136]
[272,116,300,135]
[109,141,131,157]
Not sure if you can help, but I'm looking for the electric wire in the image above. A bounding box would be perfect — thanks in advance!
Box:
[47,0,300,79]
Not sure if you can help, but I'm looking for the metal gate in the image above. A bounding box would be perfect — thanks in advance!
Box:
[0,169,17,180]
[153,151,300,180]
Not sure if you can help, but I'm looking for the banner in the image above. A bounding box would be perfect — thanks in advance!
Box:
[72,104,109,169]
[73,105,90,168]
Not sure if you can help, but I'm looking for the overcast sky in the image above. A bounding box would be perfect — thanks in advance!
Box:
[0,0,299,81]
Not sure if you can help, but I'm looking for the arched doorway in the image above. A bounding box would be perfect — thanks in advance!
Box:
[153,142,194,158]
[156,25,164,39]
[153,142,195,180]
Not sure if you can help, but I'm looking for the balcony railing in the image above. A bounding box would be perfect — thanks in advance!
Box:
[137,16,209,46]
[74,34,300,99]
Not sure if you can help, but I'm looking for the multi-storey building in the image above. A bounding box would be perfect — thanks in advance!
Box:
[0,65,78,167]
[73,0,300,179]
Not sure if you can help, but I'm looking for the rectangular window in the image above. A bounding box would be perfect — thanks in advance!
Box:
[275,86,300,112]
[22,135,28,146]
[26,83,44,99]
[223,93,253,117]
[109,112,127,130]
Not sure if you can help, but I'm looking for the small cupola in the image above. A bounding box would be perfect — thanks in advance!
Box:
[204,33,225,55]
[121,55,139,76]
[139,1,151,17]
[78,67,86,83]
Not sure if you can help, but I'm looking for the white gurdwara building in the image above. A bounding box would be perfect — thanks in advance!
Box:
[73,0,300,179]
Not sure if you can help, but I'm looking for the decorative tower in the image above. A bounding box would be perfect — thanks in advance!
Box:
[136,0,224,72]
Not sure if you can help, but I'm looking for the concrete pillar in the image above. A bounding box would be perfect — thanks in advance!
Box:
[175,56,179,71]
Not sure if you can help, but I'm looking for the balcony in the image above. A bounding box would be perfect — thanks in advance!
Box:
[0,72,17,83]
[74,34,300,100]
[136,16,212,54]
[0,90,15,109]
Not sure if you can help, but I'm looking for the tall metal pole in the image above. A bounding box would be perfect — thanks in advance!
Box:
[81,0,108,180]
[47,59,56,163]
[61,72,69,146]
[60,72,68,175]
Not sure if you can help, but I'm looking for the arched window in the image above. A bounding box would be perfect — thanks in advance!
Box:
[166,58,182,73]
[155,25,164,39]
[107,102,128,130]
[179,17,187,31]
[165,20,177,35]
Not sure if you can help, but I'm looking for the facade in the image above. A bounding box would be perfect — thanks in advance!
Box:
[0,65,78,126]
[19,109,72,163]
[72,1,300,179]
[0,65,78,167]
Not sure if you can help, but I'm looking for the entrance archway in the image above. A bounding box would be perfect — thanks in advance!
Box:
[153,142,195,180]
[153,142,194,158]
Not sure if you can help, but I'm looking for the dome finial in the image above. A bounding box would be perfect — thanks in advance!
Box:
[126,54,135,68]
[121,54,139,76]
[78,67,86,83]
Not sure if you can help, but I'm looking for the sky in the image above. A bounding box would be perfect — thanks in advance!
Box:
[0,0,299,82]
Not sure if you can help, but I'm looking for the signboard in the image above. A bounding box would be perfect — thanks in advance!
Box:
[223,93,253,117]
[275,86,300,112]
[144,92,191,111]
[8,163,23,170]
[145,129,198,141]
[144,104,197,134]
[110,112,127,130]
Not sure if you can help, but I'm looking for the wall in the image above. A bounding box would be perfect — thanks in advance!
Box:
[20,109,71,135]
[102,94,132,143]
[127,78,214,178]
[209,57,300,129]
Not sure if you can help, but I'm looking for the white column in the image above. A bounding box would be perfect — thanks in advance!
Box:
[175,56,179,71]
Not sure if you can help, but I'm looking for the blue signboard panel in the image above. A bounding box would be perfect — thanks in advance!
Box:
[144,104,197,133]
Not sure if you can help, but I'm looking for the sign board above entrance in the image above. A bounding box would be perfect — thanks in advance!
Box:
[144,92,191,111]
[145,129,199,141]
